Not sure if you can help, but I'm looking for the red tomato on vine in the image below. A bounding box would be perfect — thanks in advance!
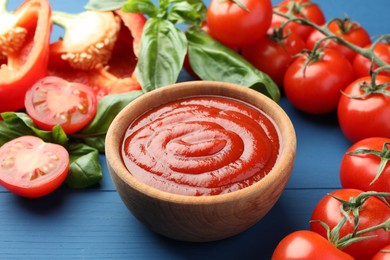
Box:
[310,189,390,260]
[306,18,371,62]
[353,43,390,78]
[242,28,306,88]
[284,48,354,114]
[272,230,354,260]
[372,245,390,260]
[340,137,390,194]
[206,0,273,48]
[337,75,390,143]
[271,0,325,41]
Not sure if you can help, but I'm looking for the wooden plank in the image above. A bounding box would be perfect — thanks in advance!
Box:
[0,189,332,259]
[1,1,388,260]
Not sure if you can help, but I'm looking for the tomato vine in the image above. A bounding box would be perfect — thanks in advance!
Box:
[274,9,390,69]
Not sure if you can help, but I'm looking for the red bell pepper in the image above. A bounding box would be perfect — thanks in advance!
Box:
[0,0,51,112]
[48,9,146,99]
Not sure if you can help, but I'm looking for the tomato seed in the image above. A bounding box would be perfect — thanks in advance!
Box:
[1,157,15,169]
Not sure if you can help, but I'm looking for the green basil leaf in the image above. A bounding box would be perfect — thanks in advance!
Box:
[74,91,143,152]
[51,125,69,147]
[1,112,37,136]
[0,121,21,145]
[79,90,143,135]
[83,136,106,153]
[186,27,281,102]
[84,0,127,11]
[0,112,68,146]
[122,0,158,18]
[136,18,187,92]
[66,143,102,189]
[167,1,206,25]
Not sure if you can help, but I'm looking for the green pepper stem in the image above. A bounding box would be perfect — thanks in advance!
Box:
[232,0,250,12]
[51,11,78,30]
[0,0,8,14]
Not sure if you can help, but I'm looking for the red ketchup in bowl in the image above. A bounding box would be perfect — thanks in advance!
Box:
[121,96,280,196]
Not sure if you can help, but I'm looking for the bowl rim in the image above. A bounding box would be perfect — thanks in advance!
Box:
[105,80,296,205]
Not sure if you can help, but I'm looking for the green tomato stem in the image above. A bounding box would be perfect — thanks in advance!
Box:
[319,191,390,249]
[347,142,390,186]
[337,217,390,249]
[273,10,390,68]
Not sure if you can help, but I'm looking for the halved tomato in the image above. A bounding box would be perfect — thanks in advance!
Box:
[0,136,69,198]
[24,76,97,134]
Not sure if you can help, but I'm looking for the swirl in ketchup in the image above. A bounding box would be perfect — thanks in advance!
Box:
[121,96,280,196]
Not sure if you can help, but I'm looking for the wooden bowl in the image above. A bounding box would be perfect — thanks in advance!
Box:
[105,81,296,242]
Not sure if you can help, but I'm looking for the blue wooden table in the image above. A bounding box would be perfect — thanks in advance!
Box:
[1,0,389,259]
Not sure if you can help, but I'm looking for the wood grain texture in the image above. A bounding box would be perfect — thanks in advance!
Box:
[1,0,388,259]
[0,188,330,259]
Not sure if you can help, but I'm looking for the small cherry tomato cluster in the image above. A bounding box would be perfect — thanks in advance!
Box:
[272,189,390,260]
[204,0,390,259]
[278,137,390,259]
[205,0,390,143]
[272,109,390,259]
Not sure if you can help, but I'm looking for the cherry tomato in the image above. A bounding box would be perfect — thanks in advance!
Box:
[284,48,354,114]
[242,29,306,88]
[340,137,390,194]
[310,189,390,260]
[372,245,390,260]
[306,18,371,62]
[0,136,69,198]
[272,230,354,260]
[25,76,98,134]
[353,43,390,78]
[337,75,390,143]
[271,0,325,41]
[206,0,273,48]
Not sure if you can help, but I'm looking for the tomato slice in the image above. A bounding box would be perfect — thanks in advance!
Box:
[24,76,98,134]
[0,136,69,198]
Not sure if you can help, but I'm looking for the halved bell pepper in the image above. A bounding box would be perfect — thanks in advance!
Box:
[0,0,51,112]
[48,8,146,99]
